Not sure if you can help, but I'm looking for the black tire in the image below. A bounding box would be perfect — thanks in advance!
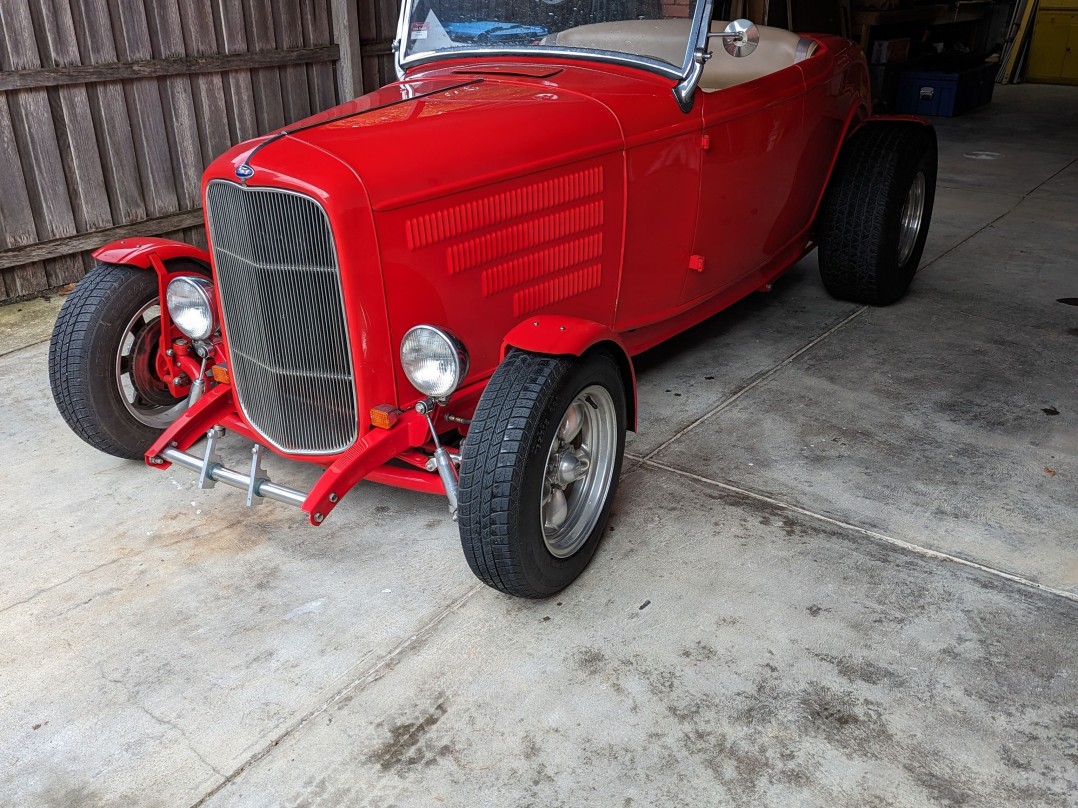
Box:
[817,124,937,305]
[49,262,188,459]
[458,349,627,598]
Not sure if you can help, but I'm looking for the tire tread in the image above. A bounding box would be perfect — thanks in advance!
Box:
[48,263,162,459]
[458,350,570,598]
[817,125,936,305]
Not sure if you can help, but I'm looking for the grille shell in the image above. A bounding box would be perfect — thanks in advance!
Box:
[205,180,358,456]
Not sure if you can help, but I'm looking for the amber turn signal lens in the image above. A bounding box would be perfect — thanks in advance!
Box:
[211,364,230,384]
[370,405,401,430]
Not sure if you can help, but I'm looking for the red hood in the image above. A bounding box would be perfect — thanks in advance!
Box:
[217,72,625,211]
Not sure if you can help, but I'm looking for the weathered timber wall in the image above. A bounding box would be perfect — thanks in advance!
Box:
[0,0,351,301]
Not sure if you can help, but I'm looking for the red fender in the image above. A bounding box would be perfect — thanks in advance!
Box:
[810,112,936,229]
[92,236,211,270]
[502,315,638,431]
[92,236,216,400]
[850,113,938,151]
[855,113,934,129]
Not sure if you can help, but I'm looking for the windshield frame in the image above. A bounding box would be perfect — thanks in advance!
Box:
[393,0,716,85]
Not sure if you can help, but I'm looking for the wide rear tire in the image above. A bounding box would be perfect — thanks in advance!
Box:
[457,350,626,598]
[817,124,937,305]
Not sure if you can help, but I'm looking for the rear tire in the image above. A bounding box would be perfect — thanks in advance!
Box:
[457,350,627,598]
[817,124,937,305]
[48,263,189,459]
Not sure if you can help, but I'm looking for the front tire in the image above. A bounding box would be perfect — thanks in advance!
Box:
[49,263,189,459]
[817,124,937,305]
[458,350,627,598]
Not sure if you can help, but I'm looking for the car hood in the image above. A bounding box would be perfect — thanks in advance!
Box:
[228,74,625,212]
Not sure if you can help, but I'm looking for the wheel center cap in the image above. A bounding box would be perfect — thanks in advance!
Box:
[553,449,590,487]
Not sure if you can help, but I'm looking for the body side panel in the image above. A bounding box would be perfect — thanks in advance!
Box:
[377,154,626,411]
[685,63,807,304]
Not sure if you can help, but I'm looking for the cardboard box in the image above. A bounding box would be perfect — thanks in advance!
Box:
[871,38,911,64]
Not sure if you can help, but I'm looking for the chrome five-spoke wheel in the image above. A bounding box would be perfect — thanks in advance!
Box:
[541,385,619,558]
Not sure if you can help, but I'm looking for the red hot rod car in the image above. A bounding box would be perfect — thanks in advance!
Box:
[49,0,936,598]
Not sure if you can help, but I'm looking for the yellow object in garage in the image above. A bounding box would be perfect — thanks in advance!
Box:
[1027,0,1078,84]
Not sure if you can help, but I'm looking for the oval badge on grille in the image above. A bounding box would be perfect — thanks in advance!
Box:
[235,163,254,180]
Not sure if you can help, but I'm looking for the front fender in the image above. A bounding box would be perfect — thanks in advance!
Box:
[92,236,211,271]
[502,316,637,431]
[92,236,215,400]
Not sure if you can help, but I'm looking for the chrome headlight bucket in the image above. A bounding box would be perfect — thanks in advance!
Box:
[166,276,215,341]
[400,326,469,399]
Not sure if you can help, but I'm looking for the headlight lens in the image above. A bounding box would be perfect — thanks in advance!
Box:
[166,276,215,341]
[400,326,469,399]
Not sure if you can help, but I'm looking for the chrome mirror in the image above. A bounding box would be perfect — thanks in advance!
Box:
[709,19,760,58]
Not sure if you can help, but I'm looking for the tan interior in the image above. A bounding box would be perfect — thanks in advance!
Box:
[548,19,816,90]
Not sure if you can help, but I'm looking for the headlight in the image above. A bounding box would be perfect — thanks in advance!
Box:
[166,276,215,341]
[400,326,469,399]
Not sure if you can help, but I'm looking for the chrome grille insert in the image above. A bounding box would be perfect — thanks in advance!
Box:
[205,180,357,455]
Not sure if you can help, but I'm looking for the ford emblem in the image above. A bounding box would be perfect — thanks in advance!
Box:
[236,164,255,180]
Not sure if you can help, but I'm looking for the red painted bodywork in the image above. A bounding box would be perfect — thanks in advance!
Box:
[108,33,920,522]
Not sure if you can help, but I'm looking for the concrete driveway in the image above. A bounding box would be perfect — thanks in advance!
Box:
[2,85,1076,807]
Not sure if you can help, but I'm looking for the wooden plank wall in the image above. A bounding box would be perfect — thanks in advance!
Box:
[0,0,343,301]
[359,0,403,91]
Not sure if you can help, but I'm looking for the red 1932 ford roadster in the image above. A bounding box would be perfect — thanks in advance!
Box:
[49,0,936,598]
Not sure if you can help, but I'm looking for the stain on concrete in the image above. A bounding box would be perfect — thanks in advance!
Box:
[679,642,718,663]
[814,654,903,686]
[572,647,607,677]
[369,701,449,771]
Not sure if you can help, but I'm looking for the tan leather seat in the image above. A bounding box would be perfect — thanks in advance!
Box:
[549,19,816,91]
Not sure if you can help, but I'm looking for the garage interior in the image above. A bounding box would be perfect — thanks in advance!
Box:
[1,0,1076,806]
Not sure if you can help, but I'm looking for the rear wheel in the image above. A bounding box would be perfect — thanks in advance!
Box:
[817,124,937,305]
[457,350,627,598]
[49,263,189,459]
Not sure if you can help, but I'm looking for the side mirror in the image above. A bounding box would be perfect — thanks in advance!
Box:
[674,15,759,112]
[708,19,760,58]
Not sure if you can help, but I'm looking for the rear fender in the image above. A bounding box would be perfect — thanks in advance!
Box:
[812,113,936,228]
[502,316,637,431]
[851,114,936,144]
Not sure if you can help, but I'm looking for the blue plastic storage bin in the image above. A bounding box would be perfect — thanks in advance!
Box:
[896,62,996,117]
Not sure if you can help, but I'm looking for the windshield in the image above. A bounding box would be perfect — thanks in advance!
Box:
[398,0,709,78]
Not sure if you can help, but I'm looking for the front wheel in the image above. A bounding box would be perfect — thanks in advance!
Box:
[457,350,627,598]
[49,262,190,459]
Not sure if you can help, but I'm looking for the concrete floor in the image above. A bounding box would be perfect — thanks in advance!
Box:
[2,84,1076,807]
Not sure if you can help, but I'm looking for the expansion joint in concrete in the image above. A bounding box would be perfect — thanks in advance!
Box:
[188,583,483,807]
[639,458,1078,606]
[641,307,870,463]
